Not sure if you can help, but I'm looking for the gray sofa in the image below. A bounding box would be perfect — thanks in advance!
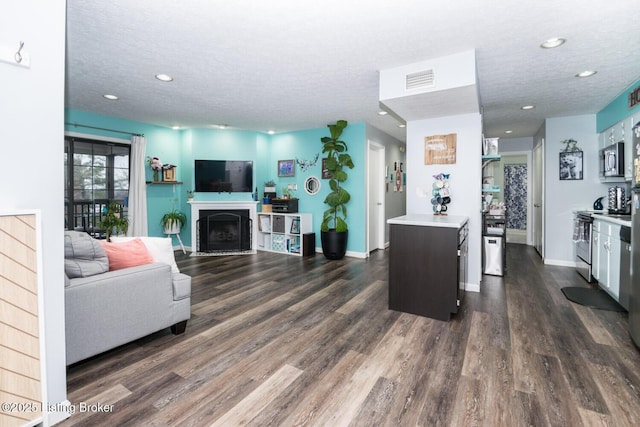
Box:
[64,231,191,365]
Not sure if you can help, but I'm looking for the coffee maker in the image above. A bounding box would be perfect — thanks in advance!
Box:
[608,186,628,214]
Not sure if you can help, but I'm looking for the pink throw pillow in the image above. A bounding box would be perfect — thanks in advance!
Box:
[99,237,154,271]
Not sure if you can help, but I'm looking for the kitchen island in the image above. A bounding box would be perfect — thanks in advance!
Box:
[387,214,469,321]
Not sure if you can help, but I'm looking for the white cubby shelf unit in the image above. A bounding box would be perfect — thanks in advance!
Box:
[256,212,312,256]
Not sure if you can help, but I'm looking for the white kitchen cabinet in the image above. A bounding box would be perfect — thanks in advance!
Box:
[593,218,621,301]
[599,115,638,181]
[592,226,600,281]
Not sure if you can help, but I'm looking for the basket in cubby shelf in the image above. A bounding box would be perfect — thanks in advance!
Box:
[256,212,312,256]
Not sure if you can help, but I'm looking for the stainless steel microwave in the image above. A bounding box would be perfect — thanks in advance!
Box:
[600,142,624,177]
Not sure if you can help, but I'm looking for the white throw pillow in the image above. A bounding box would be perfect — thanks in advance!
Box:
[110,236,180,273]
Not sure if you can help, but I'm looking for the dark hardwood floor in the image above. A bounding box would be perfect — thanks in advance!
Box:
[61,244,640,426]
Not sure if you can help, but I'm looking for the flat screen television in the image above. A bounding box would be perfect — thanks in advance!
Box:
[194,160,253,193]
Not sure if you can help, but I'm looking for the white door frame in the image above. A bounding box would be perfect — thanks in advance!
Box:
[367,140,386,255]
[533,140,545,258]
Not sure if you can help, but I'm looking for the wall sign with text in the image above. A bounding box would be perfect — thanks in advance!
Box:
[424,133,457,165]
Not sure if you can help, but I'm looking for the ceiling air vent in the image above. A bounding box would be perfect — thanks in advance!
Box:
[405,69,435,90]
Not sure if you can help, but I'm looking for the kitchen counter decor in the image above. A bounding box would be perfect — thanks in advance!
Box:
[431,173,451,215]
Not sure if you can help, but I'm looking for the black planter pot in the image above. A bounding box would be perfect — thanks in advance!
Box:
[321,229,348,260]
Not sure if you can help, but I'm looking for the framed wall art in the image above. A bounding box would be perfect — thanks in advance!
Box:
[559,151,583,180]
[278,159,295,177]
[321,158,331,179]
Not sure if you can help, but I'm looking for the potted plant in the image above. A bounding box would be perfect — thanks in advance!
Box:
[281,186,294,199]
[99,201,129,241]
[320,120,354,260]
[161,209,187,234]
[187,190,194,201]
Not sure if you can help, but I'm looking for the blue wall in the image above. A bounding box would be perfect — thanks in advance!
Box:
[597,78,640,131]
[65,109,368,255]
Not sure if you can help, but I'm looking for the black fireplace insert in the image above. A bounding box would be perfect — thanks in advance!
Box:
[197,210,252,253]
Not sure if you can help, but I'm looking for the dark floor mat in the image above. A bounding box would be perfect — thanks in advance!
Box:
[561,287,625,312]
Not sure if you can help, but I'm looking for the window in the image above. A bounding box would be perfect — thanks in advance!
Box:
[64,136,130,237]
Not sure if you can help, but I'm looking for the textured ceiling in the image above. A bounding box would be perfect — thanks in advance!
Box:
[65,0,640,142]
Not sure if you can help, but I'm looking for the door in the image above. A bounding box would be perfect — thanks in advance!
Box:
[532,142,544,256]
[368,141,385,253]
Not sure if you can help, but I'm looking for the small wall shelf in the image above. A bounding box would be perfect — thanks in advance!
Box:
[146,181,183,185]
[482,155,501,168]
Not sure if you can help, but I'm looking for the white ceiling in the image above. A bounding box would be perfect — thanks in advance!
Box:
[65,0,640,142]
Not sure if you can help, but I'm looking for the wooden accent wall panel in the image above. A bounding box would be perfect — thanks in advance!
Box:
[0,214,42,426]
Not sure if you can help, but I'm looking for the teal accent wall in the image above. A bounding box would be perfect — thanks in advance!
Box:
[64,109,367,255]
[269,123,367,254]
[597,78,640,132]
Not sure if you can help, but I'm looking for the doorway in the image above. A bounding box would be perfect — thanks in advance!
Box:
[489,151,532,245]
[504,163,528,244]
[367,141,385,254]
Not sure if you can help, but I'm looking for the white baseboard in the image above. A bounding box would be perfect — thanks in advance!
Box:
[466,282,480,293]
[544,258,576,268]
[46,399,73,425]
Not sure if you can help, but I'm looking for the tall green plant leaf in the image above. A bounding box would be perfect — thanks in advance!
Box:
[320,120,354,232]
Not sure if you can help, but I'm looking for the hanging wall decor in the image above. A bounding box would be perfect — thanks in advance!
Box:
[559,151,583,180]
[424,134,457,165]
[295,153,319,172]
[277,159,295,177]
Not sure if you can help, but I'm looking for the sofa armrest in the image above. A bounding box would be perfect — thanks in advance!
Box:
[65,262,174,365]
[172,273,191,301]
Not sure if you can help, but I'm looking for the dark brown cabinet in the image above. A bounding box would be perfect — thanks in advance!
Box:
[388,219,468,321]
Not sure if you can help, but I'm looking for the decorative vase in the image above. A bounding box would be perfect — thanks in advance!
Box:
[153,170,159,182]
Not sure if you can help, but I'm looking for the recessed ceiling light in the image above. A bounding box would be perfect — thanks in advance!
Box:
[172,126,180,130]
[216,124,228,129]
[267,130,275,135]
[103,94,118,100]
[398,124,406,128]
[505,130,513,134]
[378,111,388,116]
[521,105,536,110]
[155,74,174,82]
[576,70,597,78]
[540,38,566,49]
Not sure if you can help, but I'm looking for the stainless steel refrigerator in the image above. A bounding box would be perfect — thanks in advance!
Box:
[629,121,640,346]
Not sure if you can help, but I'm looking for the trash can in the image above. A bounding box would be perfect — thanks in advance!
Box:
[483,235,503,276]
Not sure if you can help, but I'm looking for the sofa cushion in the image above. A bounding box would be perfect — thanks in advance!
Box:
[99,237,154,271]
[111,236,180,273]
[64,231,109,279]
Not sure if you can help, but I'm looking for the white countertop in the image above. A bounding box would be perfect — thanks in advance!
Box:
[387,214,469,229]
[591,212,631,227]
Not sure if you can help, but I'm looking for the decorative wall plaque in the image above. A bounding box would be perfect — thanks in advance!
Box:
[424,133,457,165]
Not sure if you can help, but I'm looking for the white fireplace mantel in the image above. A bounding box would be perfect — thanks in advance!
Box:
[188,200,259,255]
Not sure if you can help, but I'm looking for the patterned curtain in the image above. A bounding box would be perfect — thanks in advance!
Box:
[504,164,527,230]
